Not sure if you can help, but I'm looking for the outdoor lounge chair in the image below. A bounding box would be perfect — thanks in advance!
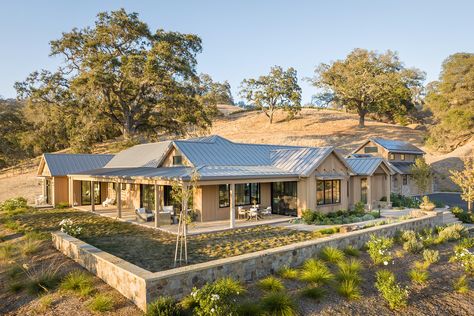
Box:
[238,206,247,219]
[249,207,259,221]
[260,206,272,216]
[102,197,115,207]
[135,207,154,222]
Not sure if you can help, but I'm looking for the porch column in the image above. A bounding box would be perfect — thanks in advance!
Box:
[386,175,391,205]
[68,178,74,207]
[154,183,161,228]
[90,181,95,212]
[367,177,372,211]
[229,183,235,228]
[116,181,122,218]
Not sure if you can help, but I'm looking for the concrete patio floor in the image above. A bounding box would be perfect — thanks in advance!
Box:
[74,205,292,235]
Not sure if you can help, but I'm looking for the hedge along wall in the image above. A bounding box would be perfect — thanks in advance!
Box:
[52,212,442,311]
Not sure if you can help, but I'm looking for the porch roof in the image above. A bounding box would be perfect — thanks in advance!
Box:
[345,157,392,176]
[69,165,299,181]
[388,161,415,175]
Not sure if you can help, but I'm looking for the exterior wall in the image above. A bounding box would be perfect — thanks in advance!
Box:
[52,212,442,312]
[260,183,271,208]
[160,147,191,167]
[53,176,69,205]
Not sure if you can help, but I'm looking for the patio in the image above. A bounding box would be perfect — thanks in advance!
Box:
[74,205,292,235]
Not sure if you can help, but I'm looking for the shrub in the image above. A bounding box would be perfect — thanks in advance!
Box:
[0,197,28,212]
[277,265,298,280]
[260,292,297,316]
[8,281,24,293]
[336,259,363,284]
[300,286,325,300]
[459,237,474,249]
[0,243,16,263]
[413,260,430,271]
[419,196,436,211]
[257,276,284,292]
[60,270,94,297]
[401,230,416,242]
[59,219,83,237]
[301,209,322,224]
[375,269,409,310]
[343,246,360,257]
[451,207,474,223]
[453,275,469,294]
[337,280,361,300]
[147,296,182,316]
[7,264,24,280]
[353,201,365,214]
[88,294,114,313]
[299,259,334,285]
[236,301,263,316]
[450,247,474,275]
[319,246,345,263]
[403,238,424,254]
[366,235,394,265]
[408,269,429,285]
[438,224,467,242]
[26,271,61,295]
[186,277,245,315]
[390,193,420,208]
[19,239,42,256]
[4,220,20,231]
[422,249,440,265]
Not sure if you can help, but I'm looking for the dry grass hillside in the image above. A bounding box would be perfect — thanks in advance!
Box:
[0,108,471,202]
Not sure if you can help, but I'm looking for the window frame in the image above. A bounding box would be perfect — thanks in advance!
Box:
[364,146,378,153]
[172,155,183,165]
[218,184,230,208]
[402,175,408,185]
[400,154,406,161]
[389,153,395,160]
[219,183,261,208]
[316,179,342,205]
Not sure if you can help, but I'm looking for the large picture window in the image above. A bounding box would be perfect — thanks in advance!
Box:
[140,184,155,211]
[235,183,260,206]
[317,180,341,205]
[81,181,100,205]
[219,184,230,208]
[271,181,297,216]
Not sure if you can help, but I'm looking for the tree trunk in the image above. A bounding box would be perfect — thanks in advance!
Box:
[122,114,134,139]
[358,113,366,128]
[269,111,274,124]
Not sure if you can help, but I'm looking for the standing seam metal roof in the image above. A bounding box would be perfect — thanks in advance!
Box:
[43,154,114,176]
[345,157,386,176]
[371,138,424,154]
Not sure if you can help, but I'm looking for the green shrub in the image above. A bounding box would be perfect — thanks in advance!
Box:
[337,280,361,300]
[319,246,345,263]
[8,281,25,293]
[60,270,94,297]
[257,276,284,292]
[260,292,297,316]
[375,269,409,310]
[450,247,474,275]
[147,296,182,316]
[0,197,28,212]
[453,275,469,294]
[401,230,416,242]
[88,294,114,313]
[277,265,298,280]
[408,269,429,285]
[451,207,474,223]
[336,259,363,284]
[7,264,24,280]
[438,224,468,242]
[366,235,394,265]
[4,220,20,231]
[353,201,365,214]
[185,277,245,315]
[403,238,424,254]
[299,259,333,285]
[390,194,420,208]
[301,209,323,224]
[422,249,440,265]
[55,202,69,209]
[236,301,263,316]
[343,246,360,257]
[25,231,48,241]
[300,286,325,300]
[0,243,16,263]
[459,237,474,249]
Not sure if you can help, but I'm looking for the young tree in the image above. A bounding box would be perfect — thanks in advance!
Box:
[425,53,474,152]
[450,156,474,212]
[240,66,301,124]
[410,157,432,194]
[15,9,215,140]
[310,49,425,127]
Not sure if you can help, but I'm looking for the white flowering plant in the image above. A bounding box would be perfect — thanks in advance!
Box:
[375,269,409,310]
[450,246,474,275]
[185,277,245,315]
[59,219,83,237]
[366,235,394,265]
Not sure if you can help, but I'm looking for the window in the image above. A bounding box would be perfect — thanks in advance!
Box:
[121,183,126,190]
[360,178,368,204]
[364,147,378,153]
[235,183,260,206]
[400,154,406,161]
[219,184,230,208]
[317,180,341,205]
[173,155,183,165]
[402,175,408,185]
[271,181,298,216]
[140,184,155,210]
[389,153,395,160]
[81,181,100,205]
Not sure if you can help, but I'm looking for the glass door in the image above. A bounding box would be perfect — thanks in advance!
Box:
[81,181,101,205]
[360,178,368,204]
[45,179,52,204]
[140,184,155,211]
[271,181,298,216]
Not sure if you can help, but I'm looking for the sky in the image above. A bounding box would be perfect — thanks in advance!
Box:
[1,0,473,104]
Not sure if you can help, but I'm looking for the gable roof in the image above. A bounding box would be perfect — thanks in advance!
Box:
[353,138,424,155]
[39,154,114,177]
[105,141,172,168]
[345,157,392,176]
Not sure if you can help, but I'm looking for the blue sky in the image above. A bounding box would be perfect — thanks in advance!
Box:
[1,0,473,103]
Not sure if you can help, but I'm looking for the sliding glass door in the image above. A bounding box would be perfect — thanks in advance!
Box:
[81,181,101,205]
[271,181,298,216]
[45,178,52,205]
[140,184,155,211]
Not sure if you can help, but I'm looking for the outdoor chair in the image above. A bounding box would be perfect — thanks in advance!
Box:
[102,197,115,207]
[35,195,46,206]
[135,207,154,222]
[238,206,247,219]
[260,206,272,217]
[249,207,259,221]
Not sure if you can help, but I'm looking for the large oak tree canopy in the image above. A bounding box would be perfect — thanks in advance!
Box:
[15,9,217,139]
[311,49,425,127]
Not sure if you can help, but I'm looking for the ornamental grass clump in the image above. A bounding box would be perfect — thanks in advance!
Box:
[277,265,298,280]
[260,291,298,316]
[299,259,334,285]
[336,259,363,284]
[343,245,360,257]
[88,294,114,313]
[184,277,245,315]
[319,246,345,263]
[366,235,394,265]
[257,276,284,292]
[453,275,470,294]
[60,270,95,297]
[408,268,429,285]
[337,279,361,300]
[422,249,440,265]
[375,269,409,310]
[438,224,467,242]
[300,286,325,300]
[147,296,182,316]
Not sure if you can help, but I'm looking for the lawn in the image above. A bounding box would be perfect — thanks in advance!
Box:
[3,207,318,272]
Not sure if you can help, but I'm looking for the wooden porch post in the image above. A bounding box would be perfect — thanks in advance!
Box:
[90,180,95,212]
[68,177,74,207]
[367,177,372,211]
[116,181,122,218]
[386,174,391,205]
[229,183,235,228]
[154,183,161,228]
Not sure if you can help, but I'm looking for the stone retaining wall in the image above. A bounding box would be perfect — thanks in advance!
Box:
[52,212,442,311]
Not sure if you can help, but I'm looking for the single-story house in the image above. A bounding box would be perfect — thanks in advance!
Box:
[351,138,430,196]
[39,135,393,226]
[37,153,114,206]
